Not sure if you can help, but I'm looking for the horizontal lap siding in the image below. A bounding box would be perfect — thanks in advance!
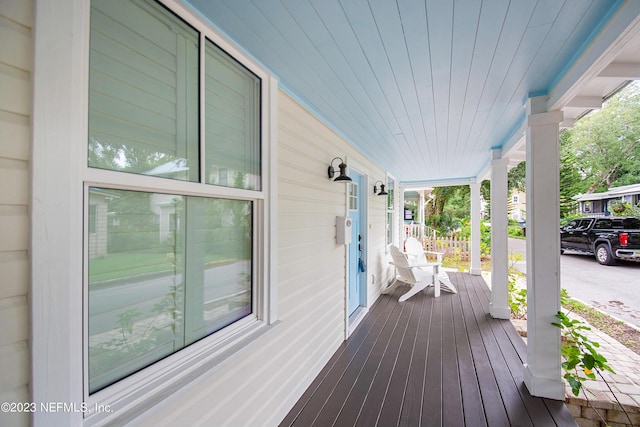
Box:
[0,2,32,427]
[275,92,391,425]
[89,1,193,154]
[139,90,392,426]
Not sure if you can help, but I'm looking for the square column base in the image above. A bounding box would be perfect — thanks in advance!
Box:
[523,364,566,401]
[470,268,482,276]
[490,304,510,320]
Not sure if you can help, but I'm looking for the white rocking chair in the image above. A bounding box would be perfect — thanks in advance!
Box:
[383,245,439,302]
[404,237,457,294]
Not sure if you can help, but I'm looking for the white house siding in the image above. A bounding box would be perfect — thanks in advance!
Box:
[136,91,393,426]
[0,2,32,427]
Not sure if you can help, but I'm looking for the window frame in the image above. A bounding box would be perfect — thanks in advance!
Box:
[384,173,398,247]
[32,1,278,425]
[385,173,397,250]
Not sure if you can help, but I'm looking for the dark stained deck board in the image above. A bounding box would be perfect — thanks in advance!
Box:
[451,276,488,427]
[350,297,417,426]
[355,295,422,426]
[397,295,433,427]
[280,273,577,427]
[441,293,465,427]
[280,290,398,426]
[455,274,512,427]
[313,292,409,426]
[463,273,552,425]
[462,272,536,426]
[422,292,444,425]
[465,273,577,426]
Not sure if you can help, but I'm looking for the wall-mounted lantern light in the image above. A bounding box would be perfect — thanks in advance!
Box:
[373,180,388,195]
[327,157,352,182]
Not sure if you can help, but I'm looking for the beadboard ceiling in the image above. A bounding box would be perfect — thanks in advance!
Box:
[184,0,640,184]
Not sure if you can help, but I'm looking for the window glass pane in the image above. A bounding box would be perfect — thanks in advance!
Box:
[182,196,253,344]
[88,0,199,181]
[348,182,358,211]
[386,177,394,211]
[88,188,252,393]
[386,212,393,246]
[205,39,261,190]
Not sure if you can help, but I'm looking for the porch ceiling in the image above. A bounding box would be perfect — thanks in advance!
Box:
[184,0,640,184]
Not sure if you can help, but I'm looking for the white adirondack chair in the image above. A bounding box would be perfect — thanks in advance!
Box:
[383,245,438,302]
[404,237,457,294]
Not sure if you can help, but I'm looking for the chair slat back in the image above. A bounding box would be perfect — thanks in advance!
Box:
[390,245,416,284]
[405,237,428,264]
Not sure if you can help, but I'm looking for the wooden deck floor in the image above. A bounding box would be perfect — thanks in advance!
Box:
[280,272,577,427]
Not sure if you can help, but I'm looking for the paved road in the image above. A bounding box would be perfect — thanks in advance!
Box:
[90,260,251,334]
[508,238,640,329]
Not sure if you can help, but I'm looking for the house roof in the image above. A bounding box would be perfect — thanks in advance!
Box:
[145,158,189,176]
[185,0,640,185]
[574,183,640,202]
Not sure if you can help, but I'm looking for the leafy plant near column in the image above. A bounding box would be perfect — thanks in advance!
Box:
[552,290,633,426]
[552,310,615,396]
[507,253,526,319]
[507,271,633,424]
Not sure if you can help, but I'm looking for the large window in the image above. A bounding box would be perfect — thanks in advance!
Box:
[386,175,395,247]
[87,0,263,396]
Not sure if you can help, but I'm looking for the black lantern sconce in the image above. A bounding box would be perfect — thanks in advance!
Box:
[327,157,352,182]
[373,180,388,195]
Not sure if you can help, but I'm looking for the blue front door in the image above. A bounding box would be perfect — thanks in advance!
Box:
[348,173,364,315]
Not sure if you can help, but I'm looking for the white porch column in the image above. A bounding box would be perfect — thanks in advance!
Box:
[470,182,482,276]
[399,186,407,244]
[418,191,425,238]
[490,154,510,319]
[523,96,565,400]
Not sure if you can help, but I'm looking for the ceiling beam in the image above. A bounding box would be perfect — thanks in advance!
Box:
[401,178,475,189]
[598,61,640,79]
[560,118,577,129]
[564,96,603,109]
[548,2,640,111]
[508,151,527,161]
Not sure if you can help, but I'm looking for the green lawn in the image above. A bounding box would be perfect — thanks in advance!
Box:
[89,252,233,283]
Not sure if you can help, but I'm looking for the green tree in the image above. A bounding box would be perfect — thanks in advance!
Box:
[507,161,526,192]
[477,163,525,219]
[559,130,588,218]
[426,186,469,235]
[565,82,640,193]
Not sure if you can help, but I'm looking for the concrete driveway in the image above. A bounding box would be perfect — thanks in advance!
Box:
[508,238,640,329]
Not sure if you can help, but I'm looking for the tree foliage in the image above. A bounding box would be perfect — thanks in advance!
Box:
[559,130,588,218]
[563,82,640,193]
[480,82,640,220]
[425,186,469,235]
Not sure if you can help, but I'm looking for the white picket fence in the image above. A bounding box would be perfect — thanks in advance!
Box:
[421,235,471,261]
[404,223,471,260]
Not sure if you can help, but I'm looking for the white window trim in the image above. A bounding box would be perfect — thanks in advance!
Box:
[385,173,397,251]
[32,1,278,425]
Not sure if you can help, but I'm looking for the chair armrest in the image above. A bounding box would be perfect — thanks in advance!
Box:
[390,261,438,268]
[424,251,444,263]
[413,262,439,267]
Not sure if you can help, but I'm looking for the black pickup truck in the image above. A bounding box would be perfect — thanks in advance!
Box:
[560,216,640,265]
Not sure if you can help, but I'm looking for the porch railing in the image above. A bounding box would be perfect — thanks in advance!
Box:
[403,222,437,240]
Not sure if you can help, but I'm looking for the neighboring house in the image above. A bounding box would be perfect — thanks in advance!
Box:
[510,189,527,222]
[2,1,640,426]
[574,183,640,216]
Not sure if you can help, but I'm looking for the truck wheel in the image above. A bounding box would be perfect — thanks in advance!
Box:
[595,244,616,265]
